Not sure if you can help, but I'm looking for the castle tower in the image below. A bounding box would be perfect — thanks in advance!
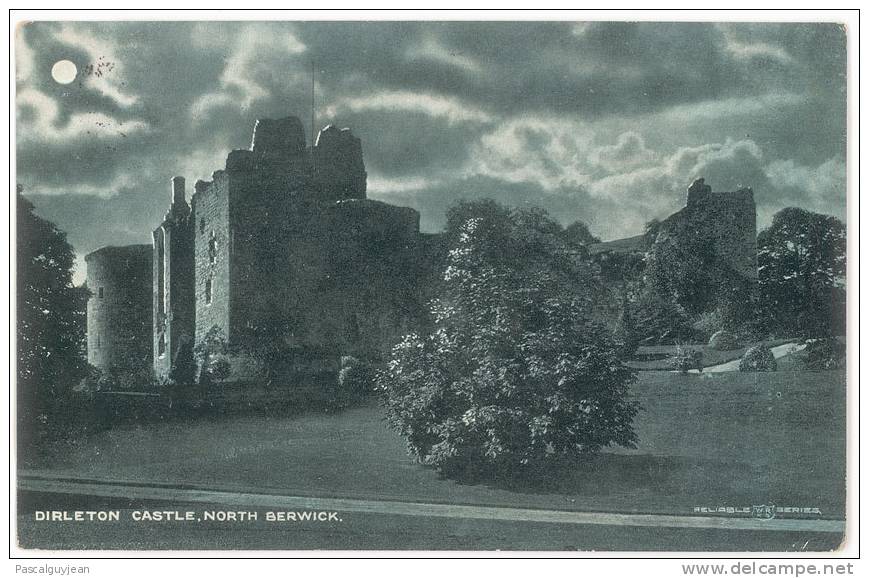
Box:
[85,245,153,372]
[684,178,758,279]
[153,176,196,382]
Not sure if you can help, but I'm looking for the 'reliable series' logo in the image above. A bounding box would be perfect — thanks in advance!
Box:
[693,504,822,519]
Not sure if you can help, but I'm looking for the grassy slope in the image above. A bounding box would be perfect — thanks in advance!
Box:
[26,370,846,518]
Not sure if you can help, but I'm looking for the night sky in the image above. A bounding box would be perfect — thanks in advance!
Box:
[15,21,847,284]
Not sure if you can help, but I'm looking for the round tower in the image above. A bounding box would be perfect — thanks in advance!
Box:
[85,245,154,373]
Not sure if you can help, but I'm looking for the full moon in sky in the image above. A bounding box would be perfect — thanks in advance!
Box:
[51,60,77,84]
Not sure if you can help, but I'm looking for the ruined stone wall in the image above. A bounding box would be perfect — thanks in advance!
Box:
[86,245,153,372]
[313,125,367,201]
[182,116,432,386]
[153,177,195,382]
[319,199,425,360]
[678,180,757,278]
[191,172,232,348]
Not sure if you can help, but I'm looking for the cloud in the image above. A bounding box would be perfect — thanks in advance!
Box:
[718,25,794,65]
[52,23,139,108]
[17,88,149,144]
[325,90,491,125]
[469,117,595,190]
[368,174,438,195]
[191,23,307,119]
[14,20,848,281]
[589,131,658,173]
[764,157,846,221]
[405,36,481,74]
[588,138,767,212]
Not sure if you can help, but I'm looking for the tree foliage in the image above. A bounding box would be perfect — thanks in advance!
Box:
[17,186,89,450]
[638,214,759,343]
[194,326,232,386]
[378,202,639,477]
[758,208,846,338]
[562,220,601,247]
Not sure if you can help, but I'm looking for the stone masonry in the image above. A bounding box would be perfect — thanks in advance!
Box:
[86,117,758,391]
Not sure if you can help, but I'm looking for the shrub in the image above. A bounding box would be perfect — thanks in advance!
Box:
[77,362,155,392]
[378,208,639,477]
[694,309,727,341]
[668,345,702,373]
[613,298,640,358]
[739,345,777,372]
[194,326,232,386]
[802,338,846,370]
[708,330,739,351]
[332,356,378,410]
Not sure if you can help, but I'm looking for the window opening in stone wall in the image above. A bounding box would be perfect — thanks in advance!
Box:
[200,218,206,234]
[158,334,166,357]
[96,334,101,349]
[209,233,217,264]
[98,287,104,298]
[205,279,212,305]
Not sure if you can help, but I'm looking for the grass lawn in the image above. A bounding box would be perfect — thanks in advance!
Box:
[24,370,846,519]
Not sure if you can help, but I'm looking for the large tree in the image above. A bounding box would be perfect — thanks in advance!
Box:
[17,186,89,451]
[378,202,638,478]
[758,208,846,338]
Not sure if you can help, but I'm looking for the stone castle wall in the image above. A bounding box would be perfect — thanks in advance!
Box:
[191,171,232,348]
[153,177,196,382]
[184,116,423,386]
[85,117,760,391]
[85,245,153,373]
[673,178,757,279]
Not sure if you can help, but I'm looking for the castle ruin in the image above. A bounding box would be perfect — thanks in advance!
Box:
[87,115,441,390]
[85,117,758,387]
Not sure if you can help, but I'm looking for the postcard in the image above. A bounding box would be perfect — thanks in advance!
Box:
[12,15,852,555]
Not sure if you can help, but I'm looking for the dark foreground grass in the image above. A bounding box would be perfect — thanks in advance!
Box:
[23,370,845,519]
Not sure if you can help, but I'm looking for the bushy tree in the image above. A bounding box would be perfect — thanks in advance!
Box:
[639,216,759,342]
[758,208,846,338]
[562,220,600,247]
[194,326,231,386]
[17,186,89,452]
[802,338,846,370]
[739,345,777,372]
[378,203,639,477]
[613,294,640,357]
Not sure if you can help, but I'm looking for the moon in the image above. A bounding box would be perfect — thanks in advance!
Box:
[51,60,77,84]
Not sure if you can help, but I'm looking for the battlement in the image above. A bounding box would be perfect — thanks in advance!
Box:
[191,115,366,205]
[251,116,307,158]
[686,177,754,208]
[589,177,758,279]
